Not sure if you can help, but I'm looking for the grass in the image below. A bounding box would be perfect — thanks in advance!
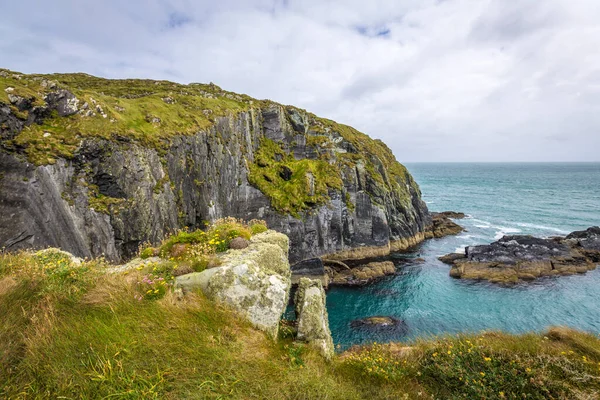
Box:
[1,69,254,165]
[138,217,267,275]
[248,138,343,216]
[1,248,600,399]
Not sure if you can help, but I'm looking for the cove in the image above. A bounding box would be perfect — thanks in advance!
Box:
[326,163,600,349]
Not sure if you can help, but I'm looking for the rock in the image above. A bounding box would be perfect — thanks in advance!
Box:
[429,212,465,238]
[108,256,162,273]
[229,237,249,249]
[351,316,398,327]
[329,261,396,286]
[291,258,324,276]
[176,230,290,338]
[146,115,161,124]
[294,278,334,360]
[7,94,32,111]
[34,247,83,266]
[436,211,466,219]
[440,228,600,283]
[350,316,408,335]
[44,90,79,116]
[173,265,194,277]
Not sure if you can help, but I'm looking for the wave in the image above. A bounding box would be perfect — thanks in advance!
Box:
[454,245,467,254]
[494,227,522,240]
[514,222,570,234]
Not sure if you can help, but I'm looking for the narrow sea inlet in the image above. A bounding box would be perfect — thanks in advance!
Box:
[326,163,600,349]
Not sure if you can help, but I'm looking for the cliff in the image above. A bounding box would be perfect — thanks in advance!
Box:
[0,69,430,263]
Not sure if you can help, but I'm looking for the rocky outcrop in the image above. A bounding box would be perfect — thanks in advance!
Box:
[440,227,600,283]
[294,278,334,359]
[429,212,465,238]
[175,231,290,338]
[0,71,431,265]
[350,316,408,335]
[328,260,396,286]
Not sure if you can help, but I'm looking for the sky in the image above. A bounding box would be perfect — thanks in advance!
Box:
[1,0,599,162]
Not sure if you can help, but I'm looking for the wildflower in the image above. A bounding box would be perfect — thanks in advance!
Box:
[484,357,491,362]
[432,352,438,357]
[447,350,452,355]
[480,372,485,377]
[526,368,532,373]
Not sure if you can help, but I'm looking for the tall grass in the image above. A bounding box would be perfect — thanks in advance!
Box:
[1,250,600,399]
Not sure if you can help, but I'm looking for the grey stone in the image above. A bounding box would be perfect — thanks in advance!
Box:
[176,231,291,338]
[229,237,249,249]
[294,278,334,360]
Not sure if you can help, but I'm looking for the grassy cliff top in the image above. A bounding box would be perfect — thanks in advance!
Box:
[1,68,256,164]
[1,249,600,399]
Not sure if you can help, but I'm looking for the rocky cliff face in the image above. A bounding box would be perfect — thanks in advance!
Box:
[0,70,430,264]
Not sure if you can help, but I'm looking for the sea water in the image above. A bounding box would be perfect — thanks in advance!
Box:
[326,163,600,349]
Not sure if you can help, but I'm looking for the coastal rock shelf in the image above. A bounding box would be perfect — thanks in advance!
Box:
[440,226,600,283]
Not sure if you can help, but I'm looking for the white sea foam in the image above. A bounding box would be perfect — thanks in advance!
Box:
[494,227,522,240]
[454,246,467,254]
[514,222,569,234]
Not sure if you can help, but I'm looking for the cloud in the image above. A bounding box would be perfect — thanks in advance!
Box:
[1,0,599,162]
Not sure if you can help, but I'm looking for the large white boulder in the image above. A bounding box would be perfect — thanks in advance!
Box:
[176,230,290,338]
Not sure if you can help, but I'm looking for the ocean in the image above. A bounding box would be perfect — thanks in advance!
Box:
[326,163,600,349]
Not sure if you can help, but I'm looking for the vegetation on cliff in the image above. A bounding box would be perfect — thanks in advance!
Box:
[2,248,600,399]
[1,69,421,216]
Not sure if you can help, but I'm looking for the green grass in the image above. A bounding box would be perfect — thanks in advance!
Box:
[1,69,254,165]
[248,138,343,216]
[2,249,600,399]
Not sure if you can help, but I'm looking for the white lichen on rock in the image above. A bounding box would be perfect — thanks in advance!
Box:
[176,230,291,339]
[294,277,334,360]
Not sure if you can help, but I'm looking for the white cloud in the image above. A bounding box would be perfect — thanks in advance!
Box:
[1,0,599,161]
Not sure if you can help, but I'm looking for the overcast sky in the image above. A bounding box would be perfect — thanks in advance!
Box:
[1,0,599,162]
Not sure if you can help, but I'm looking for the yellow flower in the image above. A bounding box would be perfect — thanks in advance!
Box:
[447,350,452,355]
[480,372,485,377]
[432,352,438,357]
[484,357,491,362]
[526,368,532,373]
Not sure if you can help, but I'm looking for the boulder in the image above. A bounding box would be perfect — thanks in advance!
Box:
[34,247,83,266]
[176,230,291,338]
[294,278,334,360]
[229,237,249,250]
[429,212,465,238]
[439,228,600,283]
[350,316,408,335]
[329,261,396,286]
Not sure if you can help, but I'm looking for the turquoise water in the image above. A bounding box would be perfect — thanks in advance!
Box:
[327,163,600,349]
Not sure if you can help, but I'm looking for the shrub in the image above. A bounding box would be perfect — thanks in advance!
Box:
[140,247,155,259]
[249,219,268,235]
